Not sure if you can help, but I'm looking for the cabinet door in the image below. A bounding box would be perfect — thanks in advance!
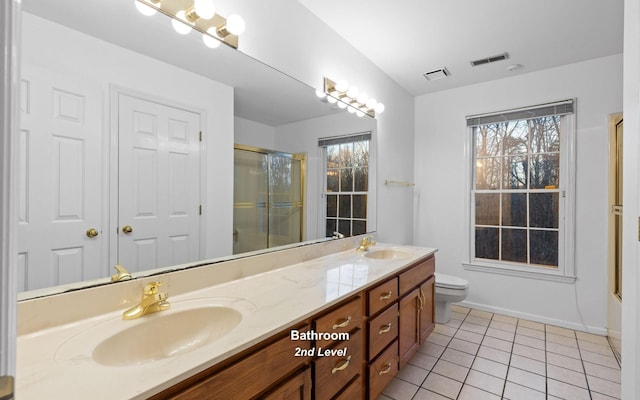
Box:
[263,368,312,400]
[419,276,435,344]
[398,288,420,368]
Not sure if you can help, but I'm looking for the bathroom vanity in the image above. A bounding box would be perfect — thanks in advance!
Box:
[15,237,436,399]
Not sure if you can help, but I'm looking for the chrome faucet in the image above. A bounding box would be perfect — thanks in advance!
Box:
[356,235,376,252]
[122,281,170,320]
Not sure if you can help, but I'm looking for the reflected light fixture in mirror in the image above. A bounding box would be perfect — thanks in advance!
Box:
[317,77,385,118]
[134,0,245,49]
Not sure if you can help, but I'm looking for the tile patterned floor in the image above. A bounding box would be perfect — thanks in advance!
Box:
[378,305,621,400]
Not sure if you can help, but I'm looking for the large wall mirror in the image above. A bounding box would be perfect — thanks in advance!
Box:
[18,0,377,299]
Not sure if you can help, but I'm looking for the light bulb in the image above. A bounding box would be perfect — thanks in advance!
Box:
[337,101,347,109]
[346,86,359,99]
[172,11,192,35]
[356,110,365,117]
[226,14,245,35]
[366,98,377,110]
[335,80,349,92]
[375,103,385,114]
[135,0,157,16]
[347,106,356,114]
[315,89,326,98]
[327,96,338,104]
[357,92,368,105]
[203,30,221,48]
[194,0,216,19]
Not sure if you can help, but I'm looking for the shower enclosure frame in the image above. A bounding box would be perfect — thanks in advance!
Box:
[233,144,306,254]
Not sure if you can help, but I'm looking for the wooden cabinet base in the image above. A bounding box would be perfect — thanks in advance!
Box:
[368,341,398,400]
[263,368,312,400]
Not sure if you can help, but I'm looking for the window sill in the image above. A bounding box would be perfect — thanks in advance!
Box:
[463,262,577,283]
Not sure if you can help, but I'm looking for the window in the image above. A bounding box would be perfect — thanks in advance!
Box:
[466,100,576,281]
[319,133,371,238]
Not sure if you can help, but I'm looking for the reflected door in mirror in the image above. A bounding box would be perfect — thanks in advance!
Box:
[117,94,201,272]
[18,64,105,291]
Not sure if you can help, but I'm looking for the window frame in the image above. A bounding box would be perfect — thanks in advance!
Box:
[318,132,376,239]
[463,101,577,283]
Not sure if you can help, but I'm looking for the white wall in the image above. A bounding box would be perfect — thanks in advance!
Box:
[234,117,275,149]
[219,0,417,245]
[414,55,623,331]
[22,14,234,261]
[274,112,377,240]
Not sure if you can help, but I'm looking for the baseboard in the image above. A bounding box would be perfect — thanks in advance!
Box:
[458,300,608,336]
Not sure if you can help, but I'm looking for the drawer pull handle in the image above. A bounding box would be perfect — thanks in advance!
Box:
[379,323,392,334]
[331,355,352,374]
[379,291,393,300]
[332,316,352,330]
[378,362,392,375]
[417,290,424,311]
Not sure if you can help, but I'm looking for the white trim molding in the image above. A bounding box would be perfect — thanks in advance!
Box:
[458,300,606,336]
[0,0,20,377]
[463,262,576,283]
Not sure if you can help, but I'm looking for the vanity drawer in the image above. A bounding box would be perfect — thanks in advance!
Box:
[399,256,435,295]
[333,375,363,400]
[368,303,398,359]
[314,296,363,348]
[367,277,398,316]
[313,329,363,400]
[368,340,399,400]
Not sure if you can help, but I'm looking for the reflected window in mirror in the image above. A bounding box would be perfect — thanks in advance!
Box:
[320,132,371,238]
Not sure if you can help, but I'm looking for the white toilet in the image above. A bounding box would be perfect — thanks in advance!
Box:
[435,273,469,324]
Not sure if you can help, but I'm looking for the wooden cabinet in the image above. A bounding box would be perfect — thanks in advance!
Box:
[367,277,398,316]
[398,288,420,367]
[368,303,398,358]
[151,254,436,400]
[368,340,399,400]
[398,258,436,368]
[333,375,363,400]
[419,277,435,344]
[149,325,312,400]
[314,296,363,349]
[262,368,312,400]
[312,296,364,400]
[313,329,363,400]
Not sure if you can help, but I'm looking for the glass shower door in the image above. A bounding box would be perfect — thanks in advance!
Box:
[268,154,303,248]
[233,148,268,254]
[233,146,304,254]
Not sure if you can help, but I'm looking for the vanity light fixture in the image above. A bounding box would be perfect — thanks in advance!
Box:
[134,0,245,49]
[318,77,385,118]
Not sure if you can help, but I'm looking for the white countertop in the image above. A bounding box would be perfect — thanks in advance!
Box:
[16,243,437,399]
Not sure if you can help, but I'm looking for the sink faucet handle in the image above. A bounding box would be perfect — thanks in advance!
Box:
[143,281,164,295]
[111,265,132,282]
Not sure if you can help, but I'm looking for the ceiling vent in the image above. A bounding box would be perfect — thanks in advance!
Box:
[470,52,509,67]
[423,67,450,81]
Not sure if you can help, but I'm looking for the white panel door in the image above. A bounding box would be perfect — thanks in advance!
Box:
[18,64,104,291]
[118,94,201,272]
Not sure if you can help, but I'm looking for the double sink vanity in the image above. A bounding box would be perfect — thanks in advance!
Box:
[16,236,437,399]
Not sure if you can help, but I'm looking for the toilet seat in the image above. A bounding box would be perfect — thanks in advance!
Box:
[435,273,469,290]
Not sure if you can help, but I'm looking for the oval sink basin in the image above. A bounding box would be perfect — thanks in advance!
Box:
[93,306,242,366]
[365,249,411,260]
[55,297,254,367]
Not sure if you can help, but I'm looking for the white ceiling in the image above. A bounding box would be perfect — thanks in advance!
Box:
[299,0,624,96]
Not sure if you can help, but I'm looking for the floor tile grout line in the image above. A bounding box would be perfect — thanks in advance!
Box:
[392,307,620,400]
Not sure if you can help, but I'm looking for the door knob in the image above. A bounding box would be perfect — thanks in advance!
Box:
[122,225,133,234]
[86,228,99,238]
